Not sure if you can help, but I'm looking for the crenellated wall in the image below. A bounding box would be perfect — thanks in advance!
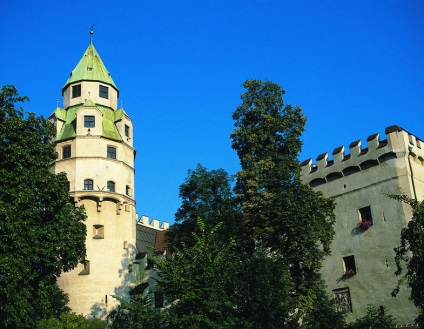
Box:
[301,125,424,191]
[138,215,170,230]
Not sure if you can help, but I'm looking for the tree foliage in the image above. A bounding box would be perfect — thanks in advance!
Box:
[0,85,87,328]
[36,313,105,329]
[345,305,395,329]
[107,295,164,329]
[166,164,242,251]
[391,193,424,326]
[160,218,240,329]
[231,80,336,315]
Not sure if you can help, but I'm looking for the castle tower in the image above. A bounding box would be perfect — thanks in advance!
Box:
[49,32,137,317]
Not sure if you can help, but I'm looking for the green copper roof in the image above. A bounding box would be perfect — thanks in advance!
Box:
[63,41,118,91]
[54,103,123,142]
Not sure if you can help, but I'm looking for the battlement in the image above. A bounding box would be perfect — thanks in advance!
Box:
[137,215,170,230]
[301,125,424,187]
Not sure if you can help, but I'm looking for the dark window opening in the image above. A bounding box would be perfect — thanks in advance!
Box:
[107,146,116,159]
[359,206,373,225]
[126,185,131,196]
[62,145,71,159]
[343,255,357,277]
[125,124,130,137]
[84,179,93,190]
[72,84,81,98]
[84,115,95,128]
[107,181,115,192]
[99,85,109,99]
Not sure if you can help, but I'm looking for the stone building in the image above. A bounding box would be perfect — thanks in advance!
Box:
[49,34,137,317]
[301,126,423,324]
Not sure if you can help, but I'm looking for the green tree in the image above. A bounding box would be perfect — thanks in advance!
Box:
[36,313,105,329]
[107,295,164,329]
[345,305,395,329]
[166,164,242,251]
[159,219,240,329]
[231,80,336,318]
[0,85,87,329]
[391,194,424,326]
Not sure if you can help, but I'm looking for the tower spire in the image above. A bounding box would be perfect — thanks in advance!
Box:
[90,25,94,44]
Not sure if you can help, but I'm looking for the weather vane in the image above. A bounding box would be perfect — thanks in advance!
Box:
[90,25,94,43]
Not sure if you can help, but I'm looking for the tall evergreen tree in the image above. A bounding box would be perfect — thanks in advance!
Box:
[231,80,336,317]
[0,85,87,329]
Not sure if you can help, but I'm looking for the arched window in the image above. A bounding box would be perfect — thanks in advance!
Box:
[84,179,93,190]
[107,181,115,192]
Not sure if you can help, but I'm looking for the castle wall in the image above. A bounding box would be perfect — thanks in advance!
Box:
[301,126,423,324]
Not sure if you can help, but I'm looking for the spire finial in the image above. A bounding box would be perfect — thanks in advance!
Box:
[56,99,59,108]
[90,25,94,44]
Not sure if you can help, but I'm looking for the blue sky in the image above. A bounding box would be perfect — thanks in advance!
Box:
[1,1,423,224]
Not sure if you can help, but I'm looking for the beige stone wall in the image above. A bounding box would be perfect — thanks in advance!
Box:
[301,127,423,324]
[63,81,118,109]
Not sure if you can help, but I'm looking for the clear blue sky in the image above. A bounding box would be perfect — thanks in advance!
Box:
[1,1,423,224]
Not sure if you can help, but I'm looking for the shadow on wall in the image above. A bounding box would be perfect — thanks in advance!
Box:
[89,244,135,318]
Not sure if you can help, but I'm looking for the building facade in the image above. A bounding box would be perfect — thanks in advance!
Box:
[301,126,424,324]
[49,35,137,317]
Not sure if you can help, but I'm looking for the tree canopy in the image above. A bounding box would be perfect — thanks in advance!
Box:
[391,194,424,326]
[231,80,336,314]
[0,85,87,329]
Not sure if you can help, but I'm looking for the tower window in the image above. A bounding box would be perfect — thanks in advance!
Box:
[84,115,95,128]
[107,181,115,192]
[72,84,81,98]
[125,124,130,137]
[126,185,131,196]
[84,179,93,190]
[333,288,352,313]
[107,146,116,159]
[93,225,104,239]
[342,255,357,277]
[359,206,373,225]
[78,260,90,275]
[62,145,71,159]
[99,85,109,99]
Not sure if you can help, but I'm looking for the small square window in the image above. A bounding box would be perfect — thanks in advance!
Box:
[78,260,90,275]
[93,225,104,239]
[84,115,95,128]
[125,124,130,137]
[84,179,93,190]
[107,146,116,159]
[107,181,115,192]
[62,145,71,159]
[99,85,109,99]
[333,288,352,313]
[72,84,81,98]
[359,206,373,225]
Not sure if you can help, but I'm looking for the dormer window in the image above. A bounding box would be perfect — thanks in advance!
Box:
[72,84,81,98]
[84,116,95,128]
[99,85,109,99]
